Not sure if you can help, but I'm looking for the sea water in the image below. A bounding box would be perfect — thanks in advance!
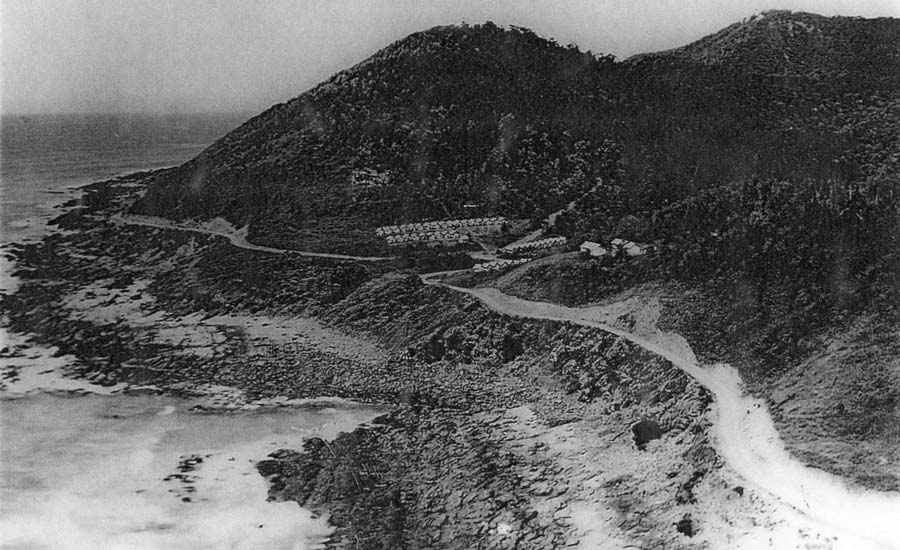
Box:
[0,393,380,550]
[1,113,247,243]
[0,114,379,549]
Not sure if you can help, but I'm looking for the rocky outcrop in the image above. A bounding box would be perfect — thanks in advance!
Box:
[259,273,715,549]
[5,178,727,549]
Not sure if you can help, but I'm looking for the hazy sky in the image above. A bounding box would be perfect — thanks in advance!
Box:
[2,0,897,114]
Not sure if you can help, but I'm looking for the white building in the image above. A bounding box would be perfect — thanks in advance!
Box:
[580,241,608,258]
[385,230,470,247]
[611,238,646,257]
[473,258,530,272]
[500,236,567,256]
[375,217,505,238]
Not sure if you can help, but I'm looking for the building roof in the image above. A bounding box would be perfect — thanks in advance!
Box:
[580,241,608,257]
[376,217,506,235]
[501,236,567,254]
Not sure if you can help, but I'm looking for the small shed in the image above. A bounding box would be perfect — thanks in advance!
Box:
[580,241,608,258]
[611,238,646,257]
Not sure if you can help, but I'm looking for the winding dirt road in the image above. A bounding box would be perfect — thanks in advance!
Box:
[115,214,395,262]
[115,213,900,548]
[424,283,900,550]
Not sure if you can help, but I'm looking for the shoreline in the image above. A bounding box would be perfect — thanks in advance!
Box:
[3,170,899,549]
[0,168,398,548]
[0,389,384,550]
[0,172,718,549]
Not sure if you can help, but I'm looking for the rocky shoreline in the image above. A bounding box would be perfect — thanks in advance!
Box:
[0,174,818,549]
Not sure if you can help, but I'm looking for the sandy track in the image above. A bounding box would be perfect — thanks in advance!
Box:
[114,214,395,262]
[430,283,900,549]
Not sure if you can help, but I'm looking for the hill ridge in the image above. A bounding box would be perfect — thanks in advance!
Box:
[131,11,899,255]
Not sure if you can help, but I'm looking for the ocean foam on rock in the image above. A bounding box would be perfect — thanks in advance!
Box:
[1,394,383,550]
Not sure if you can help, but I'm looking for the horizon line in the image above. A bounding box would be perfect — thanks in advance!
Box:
[1,110,256,117]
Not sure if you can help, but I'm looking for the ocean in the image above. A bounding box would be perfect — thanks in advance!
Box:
[0,114,377,549]
[0,393,378,550]
[0,113,248,244]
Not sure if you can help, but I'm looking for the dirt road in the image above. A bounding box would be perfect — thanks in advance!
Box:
[115,214,395,262]
[430,283,900,550]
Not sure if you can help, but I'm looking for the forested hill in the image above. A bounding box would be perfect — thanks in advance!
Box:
[132,22,623,251]
[637,10,900,79]
[131,13,900,254]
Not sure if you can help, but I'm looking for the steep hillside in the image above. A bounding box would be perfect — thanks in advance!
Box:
[630,10,900,193]
[132,23,622,252]
[645,10,900,80]
[132,14,899,254]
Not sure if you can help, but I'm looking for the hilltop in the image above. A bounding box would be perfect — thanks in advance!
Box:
[131,23,620,253]
[639,10,900,80]
[132,14,899,255]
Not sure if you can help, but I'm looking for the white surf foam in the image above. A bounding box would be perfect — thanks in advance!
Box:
[1,394,381,550]
[0,326,126,395]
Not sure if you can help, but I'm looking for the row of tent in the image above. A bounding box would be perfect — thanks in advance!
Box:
[472,258,531,272]
[385,231,471,246]
[375,217,506,236]
[500,236,567,256]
